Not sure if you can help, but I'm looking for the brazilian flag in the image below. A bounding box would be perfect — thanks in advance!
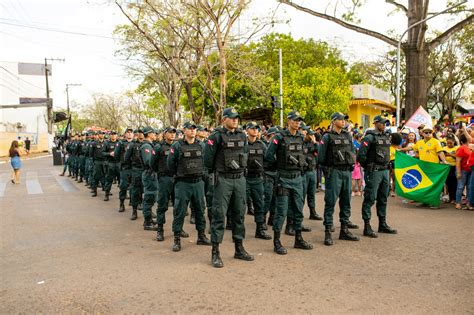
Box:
[394,151,450,206]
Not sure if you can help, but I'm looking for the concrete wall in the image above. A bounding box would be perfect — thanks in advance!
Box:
[0,132,49,157]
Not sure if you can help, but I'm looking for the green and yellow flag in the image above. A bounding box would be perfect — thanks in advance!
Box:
[394,151,450,206]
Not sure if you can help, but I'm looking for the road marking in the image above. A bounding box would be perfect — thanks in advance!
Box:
[50,171,79,192]
[0,174,7,197]
[26,172,43,195]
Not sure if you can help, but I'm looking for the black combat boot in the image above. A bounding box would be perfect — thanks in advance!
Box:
[130,207,138,220]
[267,212,274,226]
[324,227,333,246]
[172,235,181,252]
[196,231,211,245]
[255,223,272,240]
[91,189,97,197]
[118,200,125,212]
[156,224,164,241]
[363,220,378,238]
[294,230,313,250]
[104,191,110,201]
[143,218,158,231]
[284,220,295,236]
[339,225,360,241]
[273,231,287,255]
[234,240,254,261]
[347,220,359,229]
[77,177,83,183]
[247,202,255,216]
[211,242,224,268]
[378,217,397,234]
[309,208,323,220]
[180,230,189,238]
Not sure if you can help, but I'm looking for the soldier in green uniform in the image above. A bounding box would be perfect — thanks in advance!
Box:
[115,128,134,212]
[123,128,145,220]
[102,131,120,201]
[84,132,95,187]
[262,127,278,227]
[89,131,106,197]
[76,133,87,183]
[70,134,79,180]
[151,126,177,241]
[264,111,313,255]
[357,115,397,237]
[167,121,212,252]
[204,107,254,268]
[245,122,271,240]
[197,125,213,225]
[139,127,158,231]
[301,126,323,221]
[319,112,359,246]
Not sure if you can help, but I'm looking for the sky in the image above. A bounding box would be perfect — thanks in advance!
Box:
[0,0,471,111]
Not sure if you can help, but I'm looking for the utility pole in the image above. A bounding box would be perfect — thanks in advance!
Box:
[44,57,65,134]
[66,83,81,115]
[279,48,283,128]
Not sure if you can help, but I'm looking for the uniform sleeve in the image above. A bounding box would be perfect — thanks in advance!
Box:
[101,142,109,157]
[264,134,281,168]
[140,143,153,167]
[357,134,372,166]
[167,142,180,175]
[318,134,330,166]
[204,132,219,170]
[150,144,161,172]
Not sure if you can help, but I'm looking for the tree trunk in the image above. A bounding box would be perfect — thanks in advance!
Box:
[404,46,429,119]
[184,81,200,124]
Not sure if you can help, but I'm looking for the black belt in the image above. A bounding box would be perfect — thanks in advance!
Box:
[158,172,174,177]
[329,166,351,171]
[218,172,243,179]
[278,172,301,179]
[246,173,263,179]
[177,177,202,183]
[369,165,389,171]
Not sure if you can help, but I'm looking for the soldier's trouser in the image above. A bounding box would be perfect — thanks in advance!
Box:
[63,155,70,174]
[69,155,76,175]
[323,168,352,227]
[78,155,86,179]
[86,158,94,184]
[273,175,304,233]
[264,173,276,217]
[131,168,144,208]
[91,161,105,190]
[211,175,246,243]
[303,170,317,209]
[204,172,213,221]
[246,177,265,224]
[141,170,158,220]
[157,176,174,225]
[104,162,120,192]
[361,169,389,221]
[172,179,206,234]
[119,168,132,201]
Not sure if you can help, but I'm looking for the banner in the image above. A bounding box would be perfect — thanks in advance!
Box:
[404,106,432,130]
[62,116,71,139]
[394,151,449,206]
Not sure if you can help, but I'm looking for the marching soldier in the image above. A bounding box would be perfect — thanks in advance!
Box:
[89,131,106,197]
[204,107,254,268]
[77,133,87,183]
[140,127,158,231]
[319,112,359,246]
[357,115,397,237]
[262,127,278,227]
[167,121,212,251]
[114,128,134,212]
[264,111,313,255]
[124,128,145,220]
[245,122,271,240]
[102,131,120,201]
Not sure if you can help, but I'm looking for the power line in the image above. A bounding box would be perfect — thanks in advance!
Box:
[0,66,45,90]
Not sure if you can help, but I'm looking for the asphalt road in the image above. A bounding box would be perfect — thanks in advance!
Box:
[1,156,473,313]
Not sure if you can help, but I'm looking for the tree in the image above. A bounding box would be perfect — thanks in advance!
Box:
[279,0,473,121]
[83,94,125,131]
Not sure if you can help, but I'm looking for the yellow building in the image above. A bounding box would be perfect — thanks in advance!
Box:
[319,85,395,129]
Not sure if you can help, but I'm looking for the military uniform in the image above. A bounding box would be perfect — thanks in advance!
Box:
[115,129,133,212]
[204,108,254,268]
[101,133,120,200]
[319,112,359,246]
[77,135,87,183]
[89,133,106,197]
[264,111,313,255]
[123,130,144,220]
[151,128,176,241]
[357,115,397,237]
[245,122,271,240]
[140,127,158,230]
[167,121,211,251]
[262,127,279,227]
[301,129,323,221]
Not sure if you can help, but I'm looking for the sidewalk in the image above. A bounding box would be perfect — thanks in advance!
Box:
[0,152,51,163]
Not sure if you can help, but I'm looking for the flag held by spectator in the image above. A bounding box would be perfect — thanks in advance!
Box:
[394,151,449,206]
[404,106,432,130]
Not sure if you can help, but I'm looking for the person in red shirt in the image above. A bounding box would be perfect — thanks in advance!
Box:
[455,134,473,210]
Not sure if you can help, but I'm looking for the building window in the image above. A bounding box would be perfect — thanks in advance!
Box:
[361,114,370,130]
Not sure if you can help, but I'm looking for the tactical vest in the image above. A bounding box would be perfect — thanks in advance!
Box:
[247,140,265,176]
[131,141,144,169]
[303,141,317,171]
[92,141,105,161]
[80,141,88,156]
[326,132,355,167]
[215,130,247,174]
[177,140,204,178]
[276,132,305,172]
[105,141,118,162]
[366,132,391,165]
[157,142,172,174]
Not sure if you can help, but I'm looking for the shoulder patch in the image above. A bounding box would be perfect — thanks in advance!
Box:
[273,139,279,145]
[207,139,214,146]
[170,148,175,154]
[363,141,368,147]
[145,148,150,153]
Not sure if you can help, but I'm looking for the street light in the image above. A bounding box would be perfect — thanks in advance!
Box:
[395,0,467,127]
[65,83,82,115]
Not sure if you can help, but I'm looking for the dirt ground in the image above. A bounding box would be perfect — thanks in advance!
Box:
[1,157,473,313]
